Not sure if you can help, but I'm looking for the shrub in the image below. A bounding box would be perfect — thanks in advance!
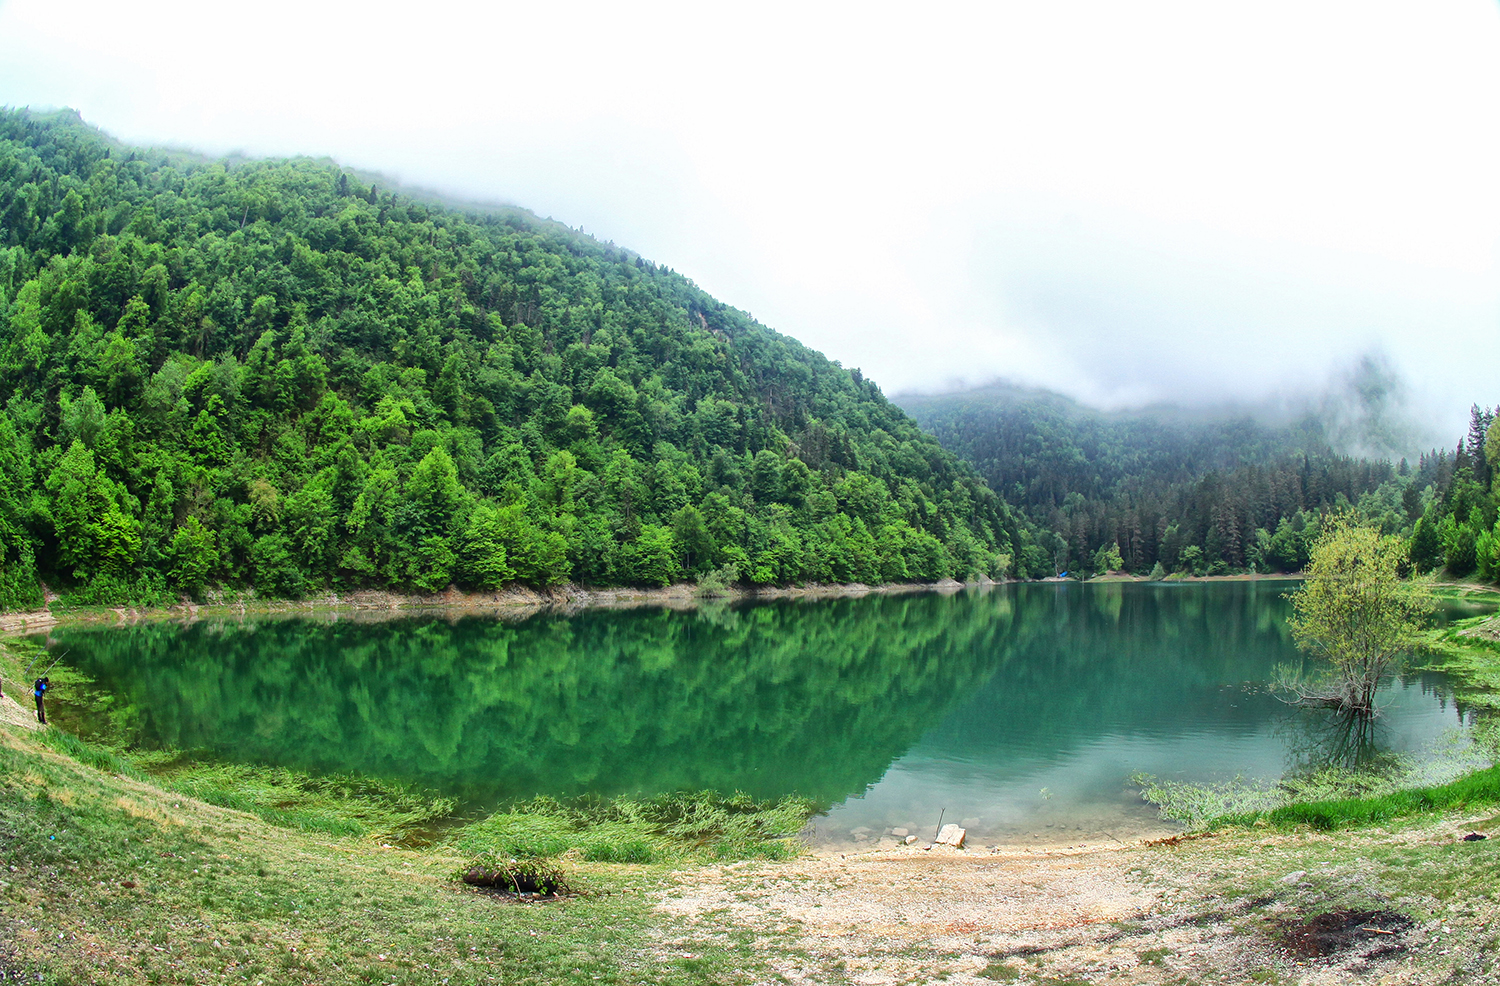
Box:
[460,853,569,895]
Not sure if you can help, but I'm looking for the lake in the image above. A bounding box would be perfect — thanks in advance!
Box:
[40,581,1491,847]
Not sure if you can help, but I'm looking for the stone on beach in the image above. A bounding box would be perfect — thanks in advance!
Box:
[935,823,967,848]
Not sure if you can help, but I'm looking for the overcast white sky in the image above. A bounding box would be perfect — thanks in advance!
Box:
[2,0,1498,438]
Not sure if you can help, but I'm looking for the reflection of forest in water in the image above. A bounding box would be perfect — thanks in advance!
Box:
[49,581,1487,811]
[55,594,1019,804]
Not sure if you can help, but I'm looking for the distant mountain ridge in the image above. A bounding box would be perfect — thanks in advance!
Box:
[896,380,1336,507]
[894,380,1430,577]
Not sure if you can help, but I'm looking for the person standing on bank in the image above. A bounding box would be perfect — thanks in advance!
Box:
[33,676,48,724]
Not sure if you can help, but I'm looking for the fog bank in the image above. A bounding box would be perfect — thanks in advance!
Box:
[2,0,1497,437]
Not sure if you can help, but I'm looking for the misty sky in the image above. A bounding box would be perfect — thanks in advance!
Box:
[2,0,1498,437]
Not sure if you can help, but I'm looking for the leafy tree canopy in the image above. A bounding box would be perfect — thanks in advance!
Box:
[1285,514,1434,712]
[0,108,1019,605]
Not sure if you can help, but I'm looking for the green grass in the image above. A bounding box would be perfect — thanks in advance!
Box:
[25,717,814,860]
[1420,619,1500,712]
[0,722,784,985]
[1208,763,1500,831]
[456,791,814,871]
[978,960,1021,980]
[29,725,458,841]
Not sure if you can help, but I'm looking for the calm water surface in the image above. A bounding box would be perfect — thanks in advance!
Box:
[44,581,1490,846]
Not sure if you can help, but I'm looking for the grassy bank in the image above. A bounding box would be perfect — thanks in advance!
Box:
[7,689,1500,984]
[0,710,820,986]
[1205,765,1500,831]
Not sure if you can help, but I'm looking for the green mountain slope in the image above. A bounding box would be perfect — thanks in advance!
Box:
[0,108,1020,608]
[896,382,1429,578]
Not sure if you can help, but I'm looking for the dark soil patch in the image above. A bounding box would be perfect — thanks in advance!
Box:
[1278,909,1412,959]
[468,885,572,903]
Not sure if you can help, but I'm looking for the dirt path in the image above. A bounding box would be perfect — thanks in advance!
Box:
[659,841,1230,984]
[657,825,1497,985]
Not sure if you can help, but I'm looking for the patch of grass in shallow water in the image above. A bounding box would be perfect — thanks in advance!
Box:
[158,760,458,841]
[457,790,816,867]
[1133,735,1492,830]
[1137,621,1500,832]
[1208,764,1500,831]
[1420,620,1500,713]
[31,725,457,842]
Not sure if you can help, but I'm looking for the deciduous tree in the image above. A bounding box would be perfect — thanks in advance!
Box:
[1284,514,1434,712]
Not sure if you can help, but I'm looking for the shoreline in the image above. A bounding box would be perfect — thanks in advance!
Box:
[4,592,1498,983]
[0,578,978,635]
[7,710,1496,986]
[0,571,1327,636]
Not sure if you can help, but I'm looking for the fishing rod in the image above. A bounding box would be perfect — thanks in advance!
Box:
[24,648,69,680]
[4,649,66,707]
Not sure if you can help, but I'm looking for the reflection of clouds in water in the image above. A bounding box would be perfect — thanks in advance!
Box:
[821,677,1464,845]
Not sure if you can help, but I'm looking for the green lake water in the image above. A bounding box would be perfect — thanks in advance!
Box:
[40,581,1494,846]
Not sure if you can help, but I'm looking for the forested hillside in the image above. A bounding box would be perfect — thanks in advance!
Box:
[0,108,1023,610]
[1409,405,1500,583]
[898,383,1500,581]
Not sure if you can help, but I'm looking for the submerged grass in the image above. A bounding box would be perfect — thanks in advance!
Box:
[28,726,458,841]
[1205,764,1500,831]
[1421,615,1500,712]
[161,761,459,841]
[457,791,816,868]
[1133,736,1495,829]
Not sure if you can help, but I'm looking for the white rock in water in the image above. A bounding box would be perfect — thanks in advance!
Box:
[891,828,909,838]
[850,826,872,836]
[904,835,918,845]
[935,824,967,848]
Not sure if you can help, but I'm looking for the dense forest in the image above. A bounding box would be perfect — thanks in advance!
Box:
[0,108,1024,610]
[899,383,1500,582]
[1409,405,1500,582]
